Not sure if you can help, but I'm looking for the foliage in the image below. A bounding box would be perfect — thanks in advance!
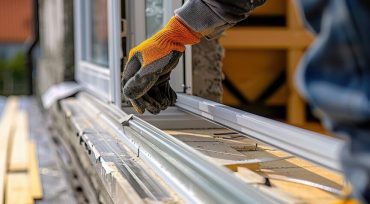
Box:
[0,52,28,95]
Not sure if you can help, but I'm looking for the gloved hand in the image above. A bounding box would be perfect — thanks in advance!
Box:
[129,79,177,114]
[122,16,200,114]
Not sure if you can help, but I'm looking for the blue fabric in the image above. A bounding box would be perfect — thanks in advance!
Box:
[340,124,370,203]
[297,0,370,124]
[296,0,370,202]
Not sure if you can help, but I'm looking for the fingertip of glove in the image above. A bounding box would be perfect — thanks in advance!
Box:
[133,105,145,114]
[148,109,161,115]
[123,82,144,100]
[123,86,133,99]
[131,99,145,114]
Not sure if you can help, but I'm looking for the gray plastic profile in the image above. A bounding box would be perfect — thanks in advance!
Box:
[176,94,345,172]
[80,93,281,204]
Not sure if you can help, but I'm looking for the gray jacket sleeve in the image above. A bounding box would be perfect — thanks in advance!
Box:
[175,0,267,39]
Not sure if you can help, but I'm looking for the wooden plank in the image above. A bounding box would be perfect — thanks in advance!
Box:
[220,28,314,49]
[286,0,307,125]
[219,159,261,172]
[236,167,265,184]
[287,92,306,125]
[0,98,18,204]
[287,49,306,125]
[252,0,286,16]
[5,173,33,204]
[8,111,29,172]
[108,163,145,204]
[236,167,301,203]
[261,150,344,189]
[221,50,287,105]
[28,142,43,200]
[287,0,305,30]
[270,179,341,203]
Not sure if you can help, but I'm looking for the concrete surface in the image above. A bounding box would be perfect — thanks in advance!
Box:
[192,38,225,102]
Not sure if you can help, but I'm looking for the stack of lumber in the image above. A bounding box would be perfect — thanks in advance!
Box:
[0,98,43,204]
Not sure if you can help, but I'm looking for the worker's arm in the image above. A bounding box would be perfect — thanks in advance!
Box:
[176,0,266,39]
[123,0,266,114]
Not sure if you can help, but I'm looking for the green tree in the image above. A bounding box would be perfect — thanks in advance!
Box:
[0,52,28,95]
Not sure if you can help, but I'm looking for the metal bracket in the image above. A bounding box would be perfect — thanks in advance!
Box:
[119,114,134,126]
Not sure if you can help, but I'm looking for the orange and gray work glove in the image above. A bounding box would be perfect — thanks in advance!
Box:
[122,16,200,114]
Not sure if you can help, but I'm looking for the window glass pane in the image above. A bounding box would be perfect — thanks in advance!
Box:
[145,0,164,38]
[85,0,109,67]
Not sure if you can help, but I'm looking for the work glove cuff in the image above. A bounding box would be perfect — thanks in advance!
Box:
[128,16,200,67]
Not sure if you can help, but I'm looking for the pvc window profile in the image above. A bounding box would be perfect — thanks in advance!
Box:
[74,0,121,106]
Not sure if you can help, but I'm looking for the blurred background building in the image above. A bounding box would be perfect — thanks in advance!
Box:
[0,0,33,95]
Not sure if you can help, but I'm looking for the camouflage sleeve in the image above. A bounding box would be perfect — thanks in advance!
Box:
[175,0,267,39]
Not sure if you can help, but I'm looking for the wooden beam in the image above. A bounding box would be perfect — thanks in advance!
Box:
[236,167,300,203]
[220,28,314,49]
[0,98,18,204]
[8,111,29,172]
[252,0,286,17]
[235,167,265,184]
[285,0,308,125]
[287,0,305,30]
[28,142,43,200]
[287,49,306,125]
[5,173,33,204]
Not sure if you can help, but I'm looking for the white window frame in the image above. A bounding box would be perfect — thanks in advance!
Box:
[126,0,193,94]
[74,0,122,107]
